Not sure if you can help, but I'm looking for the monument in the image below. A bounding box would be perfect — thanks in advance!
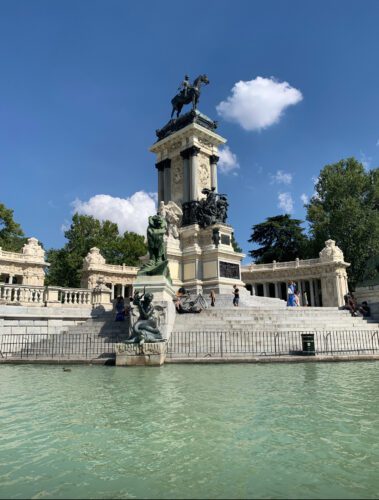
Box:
[150,74,246,294]
[116,210,175,366]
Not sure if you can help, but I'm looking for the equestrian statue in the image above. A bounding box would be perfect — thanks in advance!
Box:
[171,74,210,118]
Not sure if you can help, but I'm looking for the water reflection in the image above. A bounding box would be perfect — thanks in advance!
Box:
[0,363,378,499]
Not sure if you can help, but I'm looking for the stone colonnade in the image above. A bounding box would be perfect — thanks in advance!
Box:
[241,241,350,308]
[156,147,219,205]
[80,247,138,300]
[247,277,323,306]
[0,238,48,287]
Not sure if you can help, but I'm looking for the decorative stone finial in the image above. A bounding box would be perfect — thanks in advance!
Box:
[22,237,45,258]
[84,247,106,267]
[319,239,344,262]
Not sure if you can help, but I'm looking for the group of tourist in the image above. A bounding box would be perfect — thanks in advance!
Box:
[115,286,371,318]
[287,281,303,307]
[344,292,371,317]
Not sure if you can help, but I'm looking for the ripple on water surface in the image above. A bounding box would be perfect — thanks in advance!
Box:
[1,363,379,499]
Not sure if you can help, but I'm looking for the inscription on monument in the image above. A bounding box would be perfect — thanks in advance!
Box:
[220,261,240,279]
[221,234,230,246]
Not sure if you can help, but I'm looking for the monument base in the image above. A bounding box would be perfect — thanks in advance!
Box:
[133,275,175,302]
[169,223,245,294]
[115,342,166,366]
[132,275,176,341]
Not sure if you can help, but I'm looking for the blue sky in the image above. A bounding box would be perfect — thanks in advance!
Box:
[1,0,379,260]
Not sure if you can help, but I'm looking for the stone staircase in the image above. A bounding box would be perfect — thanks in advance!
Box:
[172,305,379,333]
[168,302,379,359]
[2,311,130,361]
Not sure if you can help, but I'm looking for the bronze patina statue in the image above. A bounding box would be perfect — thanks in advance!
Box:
[171,74,209,118]
[126,290,164,344]
[138,213,171,280]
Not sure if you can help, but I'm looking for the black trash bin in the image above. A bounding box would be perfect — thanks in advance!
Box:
[301,333,315,355]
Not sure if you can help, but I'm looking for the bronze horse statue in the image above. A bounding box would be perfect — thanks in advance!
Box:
[171,74,210,118]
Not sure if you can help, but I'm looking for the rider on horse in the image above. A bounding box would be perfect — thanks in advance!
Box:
[178,75,191,98]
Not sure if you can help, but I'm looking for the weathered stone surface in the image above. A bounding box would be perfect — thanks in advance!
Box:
[115,341,167,366]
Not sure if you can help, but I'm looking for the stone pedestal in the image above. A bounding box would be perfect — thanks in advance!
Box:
[174,222,245,294]
[132,275,176,340]
[115,342,167,366]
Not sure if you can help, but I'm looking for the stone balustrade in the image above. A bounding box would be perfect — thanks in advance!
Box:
[247,257,325,271]
[242,240,350,307]
[0,284,111,308]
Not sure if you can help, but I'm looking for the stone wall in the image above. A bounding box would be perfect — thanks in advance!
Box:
[0,305,93,336]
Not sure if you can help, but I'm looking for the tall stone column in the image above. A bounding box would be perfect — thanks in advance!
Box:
[163,159,172,203]
[274,282,280,298]
[188,146,200,201]
[263,282,269,297]
[155,161,166,204]
[209,154,219,192]
[314,280,320,307]
[298,281,303,305]
[309,279,315,307]
[180,149,190,203]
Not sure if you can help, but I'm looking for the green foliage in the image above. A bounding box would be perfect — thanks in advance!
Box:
[231,233,243,253]
[45,214,147,287]
[0,202,26,251]
[306,157,379,287]
[248,214,309,263]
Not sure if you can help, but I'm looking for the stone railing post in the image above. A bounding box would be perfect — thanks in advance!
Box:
[92,286,112,310]
[44,286,61,306]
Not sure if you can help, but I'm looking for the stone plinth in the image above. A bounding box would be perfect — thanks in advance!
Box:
[132,275,176,340]
[177,222,245,294]
[133,275,175,302]
[115,342,167,366]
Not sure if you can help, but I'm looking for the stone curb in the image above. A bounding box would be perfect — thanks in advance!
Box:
[165,354,379,364]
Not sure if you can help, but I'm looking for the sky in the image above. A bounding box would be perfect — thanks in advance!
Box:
[1,0,379,262]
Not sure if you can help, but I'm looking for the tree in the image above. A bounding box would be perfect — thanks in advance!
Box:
[45,214,147,287]
[231,233,243,253]
[0,203,26,251]
[306,157,379,287]
[248,214,309,263]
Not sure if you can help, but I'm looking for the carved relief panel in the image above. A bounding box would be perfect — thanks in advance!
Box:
[197,153,211,199]
[171,156,183,205]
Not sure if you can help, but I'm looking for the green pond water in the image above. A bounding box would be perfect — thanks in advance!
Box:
[1,362,379,499]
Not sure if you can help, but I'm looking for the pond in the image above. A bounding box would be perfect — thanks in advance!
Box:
[1,362,379,499]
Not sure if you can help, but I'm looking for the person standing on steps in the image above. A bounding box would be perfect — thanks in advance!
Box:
[287,281,296,307]
[233,285,240,307]
[210,290,216,307]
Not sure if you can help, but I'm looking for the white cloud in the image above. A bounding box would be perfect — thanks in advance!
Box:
[218,146,240,175]
[71,191,157,235]
[216,76,303,131]
[278,192,294,213]
[300,193,309,205]
[271,170,292,185]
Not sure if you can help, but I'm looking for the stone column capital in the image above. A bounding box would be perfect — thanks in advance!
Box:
[209,154,220,164]
[155,159,171,170]
[180,146,200,159]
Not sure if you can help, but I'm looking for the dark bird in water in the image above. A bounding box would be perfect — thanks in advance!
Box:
[63,367,71,372]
